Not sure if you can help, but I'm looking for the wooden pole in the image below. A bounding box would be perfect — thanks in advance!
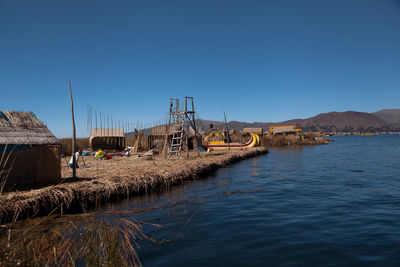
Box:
[163,101,172,158]
[119,120,121,147]
[81,155,87,167]
[240,131,243,149]
[224,111,230,150]
[68,80,76,179]
[185,130,189,159]
[163,123,170,159]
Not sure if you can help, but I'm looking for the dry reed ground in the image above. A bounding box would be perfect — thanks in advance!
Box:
[0,147,268,224]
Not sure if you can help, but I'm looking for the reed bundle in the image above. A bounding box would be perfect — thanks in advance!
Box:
[260,135,329,147]
[0,213,156,266]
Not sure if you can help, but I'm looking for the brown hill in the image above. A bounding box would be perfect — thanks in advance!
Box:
[201,111,399,133]
[284,111,393,132]
[374,109,400,124]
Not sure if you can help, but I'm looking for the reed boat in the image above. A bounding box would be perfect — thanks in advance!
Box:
[204,132,260,149]
[361,132,374,136]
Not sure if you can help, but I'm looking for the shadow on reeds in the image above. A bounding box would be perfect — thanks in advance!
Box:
[204,152,230,157]
[61,177,95,184]
[0,144,17,195]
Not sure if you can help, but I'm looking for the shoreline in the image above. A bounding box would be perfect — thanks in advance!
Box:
[0,147,268,224]
[263,136,330,147]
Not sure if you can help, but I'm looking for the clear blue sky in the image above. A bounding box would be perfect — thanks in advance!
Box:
[1,0,400,137]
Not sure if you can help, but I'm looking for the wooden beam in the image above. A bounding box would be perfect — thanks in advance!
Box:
[224,111,230,150]
[68,81,76,179]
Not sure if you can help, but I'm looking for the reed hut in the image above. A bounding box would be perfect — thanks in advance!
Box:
[269,125,298,136]
[242,128,263,135]
[148,124,199,152]
[89,128,125,150]
[148,125,173,151]
[0,110,61,187]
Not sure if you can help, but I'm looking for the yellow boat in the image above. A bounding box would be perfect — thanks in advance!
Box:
[361,132,374,136]
[204,132,259,149]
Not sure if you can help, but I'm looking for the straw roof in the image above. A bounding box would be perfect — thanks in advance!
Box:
[90,128,124,138]
[0,110,59,145]
[242,128,263,134]
[149,125,197,137]
[149,125,174,136]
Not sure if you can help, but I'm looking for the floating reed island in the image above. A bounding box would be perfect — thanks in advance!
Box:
[0,147,267,224]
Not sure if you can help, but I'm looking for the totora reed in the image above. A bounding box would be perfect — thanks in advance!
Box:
[0,147,268,224]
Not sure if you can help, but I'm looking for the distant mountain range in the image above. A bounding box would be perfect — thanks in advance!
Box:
[199,109,400,133]
[374,109,400,125]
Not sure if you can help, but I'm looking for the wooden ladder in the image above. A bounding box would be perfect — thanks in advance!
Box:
[168,119,185,159]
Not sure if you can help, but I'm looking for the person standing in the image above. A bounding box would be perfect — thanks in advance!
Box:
[69,149,82,168]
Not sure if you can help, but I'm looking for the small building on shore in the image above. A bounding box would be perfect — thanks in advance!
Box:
[0,110,61,187]
[269,125,300,136]
[89,128,125,150]
[148,125,173,151]
[149,124,200,152]
[242,128,263,135]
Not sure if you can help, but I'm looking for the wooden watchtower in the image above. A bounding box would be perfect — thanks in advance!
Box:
[163,97,200,159]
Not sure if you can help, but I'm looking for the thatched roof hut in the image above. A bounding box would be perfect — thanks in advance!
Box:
[148,124,198,151]
[89,128,125,150]
[149,124,197,137]
[269,125,297,136]
[242,128,263,135]
[0,110,61,187]
[148,125,171,151]
[149,125,174,136]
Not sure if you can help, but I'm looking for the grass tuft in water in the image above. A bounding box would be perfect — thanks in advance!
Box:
[0,213,155,266]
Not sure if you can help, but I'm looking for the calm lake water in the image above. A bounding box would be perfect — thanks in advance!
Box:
[102,135,400,266]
